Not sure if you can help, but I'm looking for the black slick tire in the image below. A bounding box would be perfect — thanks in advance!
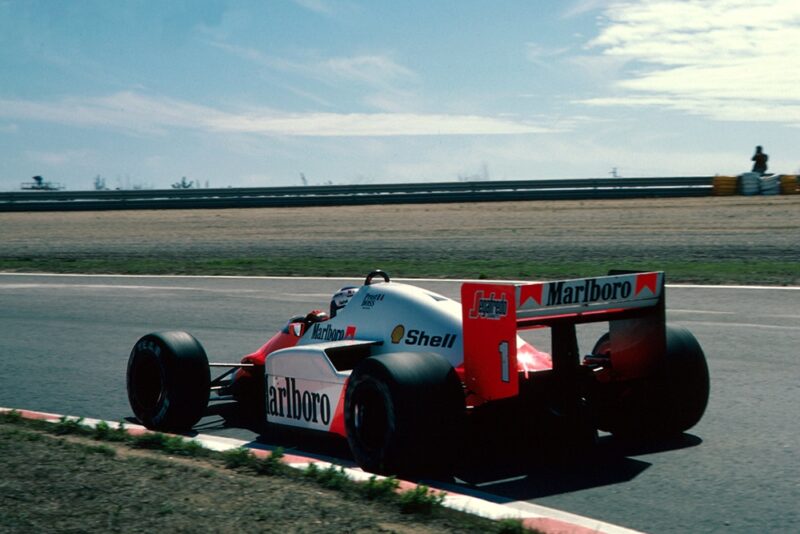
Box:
[590,326,709,439]
[126,331,210,432]
[344,352,464,476]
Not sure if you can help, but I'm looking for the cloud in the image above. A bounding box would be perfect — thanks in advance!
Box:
[211,39,434,115]
[0,92,221,136]
[208,111,549,136]
[25,149,95,166]
[292,0,333,15]
[525,43,572,67]
[209,42,419,111]
[579,0,800,125]
[0,92,552,137]
[322,55,416,87]
[582,95,800,124]
[563,0,616,18]
[210,42,415,89]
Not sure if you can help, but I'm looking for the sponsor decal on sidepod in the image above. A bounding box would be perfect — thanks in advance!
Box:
[309,323,356,341]
[390,324,457,348]
[267,376,333,426]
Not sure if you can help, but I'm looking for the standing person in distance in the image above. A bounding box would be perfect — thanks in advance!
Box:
[751,145,768,175]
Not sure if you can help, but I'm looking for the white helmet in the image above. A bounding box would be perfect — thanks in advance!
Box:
[330,286,357,318]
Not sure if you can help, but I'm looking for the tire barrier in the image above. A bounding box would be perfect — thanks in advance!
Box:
[739,172,761,196]
[712,175,738,196]
[715,174,798,197]
[759,175,780,196]
[780,175,798,195]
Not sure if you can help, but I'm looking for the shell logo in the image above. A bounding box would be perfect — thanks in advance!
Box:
[390,325,405,344]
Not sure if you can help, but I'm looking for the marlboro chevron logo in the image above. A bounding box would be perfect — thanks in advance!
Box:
[518,272,661,309]
[546,278,632,305]
[310,323,356,341]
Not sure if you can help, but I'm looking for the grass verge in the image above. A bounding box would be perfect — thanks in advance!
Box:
[1,256,798,285]
[0,411,534,533]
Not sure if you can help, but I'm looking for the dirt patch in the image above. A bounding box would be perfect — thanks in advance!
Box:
[1,196,798,282]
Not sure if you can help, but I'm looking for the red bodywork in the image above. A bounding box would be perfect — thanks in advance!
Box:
[232,272,664,434]
[461,272,666,405]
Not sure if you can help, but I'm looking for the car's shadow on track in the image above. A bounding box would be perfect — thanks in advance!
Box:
[449,433,703,501]
[158,402,703,501]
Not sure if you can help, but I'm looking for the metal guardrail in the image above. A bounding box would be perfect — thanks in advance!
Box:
[0,177,713,212]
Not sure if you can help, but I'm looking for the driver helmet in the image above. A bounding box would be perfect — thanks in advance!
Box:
[330,286,358,318]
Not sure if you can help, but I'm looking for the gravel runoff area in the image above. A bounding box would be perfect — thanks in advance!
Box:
[0,195,798,283]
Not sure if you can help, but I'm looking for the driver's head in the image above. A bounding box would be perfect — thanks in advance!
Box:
[330,286,358,318]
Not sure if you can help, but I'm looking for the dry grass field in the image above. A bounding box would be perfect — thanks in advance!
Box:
[0,418,503,533]
[1,195,798,284]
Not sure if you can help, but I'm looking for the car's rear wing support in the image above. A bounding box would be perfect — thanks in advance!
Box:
[461,271,666,403]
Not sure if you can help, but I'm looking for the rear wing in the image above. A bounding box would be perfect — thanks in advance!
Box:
[461,271,665,402]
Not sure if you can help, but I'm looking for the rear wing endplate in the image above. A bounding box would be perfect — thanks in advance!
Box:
[461,272,665,402]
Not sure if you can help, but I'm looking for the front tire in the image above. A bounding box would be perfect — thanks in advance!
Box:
[127,331,210,432]
[344,352,464,476]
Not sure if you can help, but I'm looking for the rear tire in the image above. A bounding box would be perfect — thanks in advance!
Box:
[592,326,709,439]
[127,331,210,432]
[344,352,464,476]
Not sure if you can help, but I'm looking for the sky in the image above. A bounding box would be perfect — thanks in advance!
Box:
[1,0,798,191]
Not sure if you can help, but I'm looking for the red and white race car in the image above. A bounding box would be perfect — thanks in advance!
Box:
[126,270,709,474]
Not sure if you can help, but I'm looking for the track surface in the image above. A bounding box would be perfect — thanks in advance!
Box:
[1,273,798,532]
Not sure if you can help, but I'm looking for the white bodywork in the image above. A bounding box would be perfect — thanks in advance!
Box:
[264,342,350,431]
[263,281,464,431]
[296,281,464,366]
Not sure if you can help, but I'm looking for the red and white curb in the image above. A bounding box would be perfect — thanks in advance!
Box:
[1,407,642,534]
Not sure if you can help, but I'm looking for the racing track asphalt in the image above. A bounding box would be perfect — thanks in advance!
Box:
[0,273,797,533]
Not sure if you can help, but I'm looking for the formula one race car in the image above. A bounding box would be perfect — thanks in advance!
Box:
[126,270,709,475]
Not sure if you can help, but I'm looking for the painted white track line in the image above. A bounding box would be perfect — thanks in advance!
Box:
[1,407,642,534]
[1,271,798,290]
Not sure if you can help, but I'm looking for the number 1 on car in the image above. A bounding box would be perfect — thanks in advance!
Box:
[499,341,509,383]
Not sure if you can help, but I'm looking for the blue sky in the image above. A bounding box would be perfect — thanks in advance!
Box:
[1,0,798,190]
